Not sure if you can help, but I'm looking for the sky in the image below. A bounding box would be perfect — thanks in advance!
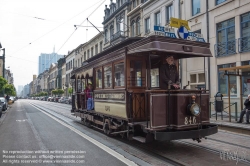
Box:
[0,0,109,90]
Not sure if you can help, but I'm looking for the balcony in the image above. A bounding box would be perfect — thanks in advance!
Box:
[238,36,250,53]
[110,31,126,42]
[214,40,236,57]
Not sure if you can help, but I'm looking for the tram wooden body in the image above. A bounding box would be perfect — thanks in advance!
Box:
[70,36,218,143]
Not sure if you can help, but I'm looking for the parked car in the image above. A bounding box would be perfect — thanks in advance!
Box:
[50,97,55,102]
[55,97,60,102]
[0,97,7,111]
[65,97,72,104]
[58,97,66,103]
[47,97,51,101]
[9,96,15,103]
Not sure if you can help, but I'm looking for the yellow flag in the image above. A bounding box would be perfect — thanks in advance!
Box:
[170,17,190,30]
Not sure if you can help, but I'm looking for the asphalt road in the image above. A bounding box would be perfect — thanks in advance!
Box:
[0,100,136,166]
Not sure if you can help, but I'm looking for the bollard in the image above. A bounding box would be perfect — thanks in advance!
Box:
[235,102,237,121]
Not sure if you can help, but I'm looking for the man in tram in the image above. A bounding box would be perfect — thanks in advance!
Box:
[160,55,180,90]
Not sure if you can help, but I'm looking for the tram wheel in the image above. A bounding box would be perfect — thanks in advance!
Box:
[103,119,112,135]
[84,116,91,127]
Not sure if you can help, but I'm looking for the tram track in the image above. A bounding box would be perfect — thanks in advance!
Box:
[29,100,250,166]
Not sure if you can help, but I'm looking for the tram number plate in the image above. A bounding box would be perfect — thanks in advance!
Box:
[184,117,196,125]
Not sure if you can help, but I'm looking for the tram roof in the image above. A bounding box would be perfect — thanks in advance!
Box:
[127,35,212,59]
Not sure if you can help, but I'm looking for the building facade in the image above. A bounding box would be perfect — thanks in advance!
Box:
[38,52,64,75]
[181,0,250,101]
[48,63,57,95]
[65,50,75,96]
[103,0,130,49]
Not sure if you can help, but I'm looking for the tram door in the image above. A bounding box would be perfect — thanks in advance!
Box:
[127,57,147,121]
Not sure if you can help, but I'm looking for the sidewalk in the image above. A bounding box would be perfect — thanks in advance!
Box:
[210,111,250,134]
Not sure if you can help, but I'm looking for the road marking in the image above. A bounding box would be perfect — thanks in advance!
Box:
[16,119,28,122]
[28,103,138,166]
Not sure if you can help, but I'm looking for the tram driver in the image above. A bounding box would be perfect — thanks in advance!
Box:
[160,55,180,90]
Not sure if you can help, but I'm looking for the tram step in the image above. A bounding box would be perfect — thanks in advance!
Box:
[132,136,146,143]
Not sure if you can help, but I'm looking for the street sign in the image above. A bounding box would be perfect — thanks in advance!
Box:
[154,26,176,38]
[170,17,190,30]
[178,26,189,39]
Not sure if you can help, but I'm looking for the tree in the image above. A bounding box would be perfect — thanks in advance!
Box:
[68,87,73,96]
[4,84,16,96]
[57,89,64,96]
[51,89,58,96]
[0,76,7,92]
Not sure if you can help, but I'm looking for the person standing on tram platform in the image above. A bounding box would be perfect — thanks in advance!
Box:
[160,55,180,90]
[86,83,94,111]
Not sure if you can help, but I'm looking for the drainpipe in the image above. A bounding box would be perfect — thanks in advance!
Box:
[206,0,211,97]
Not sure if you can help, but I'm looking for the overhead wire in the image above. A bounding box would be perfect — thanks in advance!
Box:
[44,0,106,69]
[6,0,105,57]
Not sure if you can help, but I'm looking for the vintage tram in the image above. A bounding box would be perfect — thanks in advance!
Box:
[70,35,218,143]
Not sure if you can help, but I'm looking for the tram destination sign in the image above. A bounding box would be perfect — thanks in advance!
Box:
[178,26,205,42]
[154,26,177,38]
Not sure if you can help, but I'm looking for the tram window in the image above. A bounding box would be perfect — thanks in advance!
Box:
[104,66,112,88]
[96,69,102,88]
[115,62,125,87]
[130,61,142,87]
[77,79,81,92]
[151,68,159,87]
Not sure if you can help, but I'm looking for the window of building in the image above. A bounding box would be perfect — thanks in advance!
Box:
[105,29,108,43]
[110,25,114,40]
[166,4,172,24]
[192,0,200,16]
[145,17,150,34]
[87,50,90,59]
[117,18,124,35]
[151,68,159,87]
[133,0,136,8]
[115,62,124,87]
[218,63,237,96]
[91,47,94,57]
[100,42,103,52]
[96,68,102,88]
[155,12,161,26]
[241,61,250,96]
[131,21,135,37]
[95,44,98,55]
[216,18,235,56]
[84,52,86,60]
[81,57,82,64]
[239,12,250,53]
[216,0,227,5]
[104,65,112,88]
[136,17,141,35]
[189,73,205,90]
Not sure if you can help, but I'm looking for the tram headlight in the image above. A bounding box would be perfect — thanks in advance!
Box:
[190,103,201,116]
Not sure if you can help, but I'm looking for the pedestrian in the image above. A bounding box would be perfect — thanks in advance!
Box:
[86,83,94,111]
[160,55,180,89]
[237,94,250,124]
[5,94,10,108]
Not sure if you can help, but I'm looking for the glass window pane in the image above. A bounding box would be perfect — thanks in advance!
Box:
[198,73,205,82]
[218,63,236,96]
[216,0,227,5]
[155,12,160,26]
[129,61,143,87]
[217,30,226,43]
[227,27,235,41]
[166,4,172,23]
[96,69,102,88]
[115,62,124,86]
[190,74,197,83]
[192,0,200,16]
[104,66,112,88]
[151,68,159,87]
